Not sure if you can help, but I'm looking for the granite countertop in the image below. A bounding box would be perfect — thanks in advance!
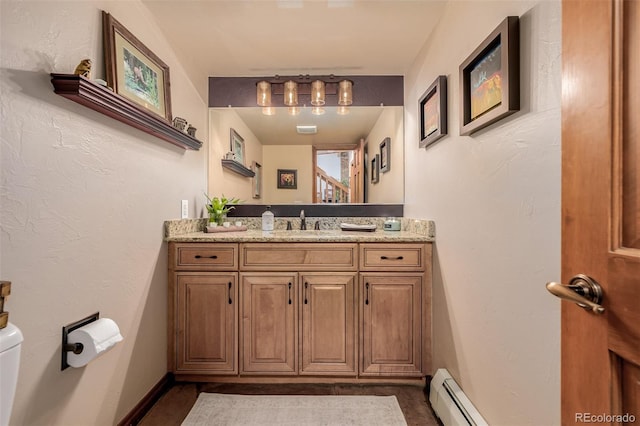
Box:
[166,229,433,243]
[164,217,435,243]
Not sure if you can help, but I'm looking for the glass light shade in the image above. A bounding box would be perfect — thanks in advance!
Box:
[336,105,350,115]
[338,80,353,106]
[311,105,325,115]
[257,81,271,106]
[262,106,276,116]
[311,80,325,106]
[288,106,301,116]
[284,80,298,106]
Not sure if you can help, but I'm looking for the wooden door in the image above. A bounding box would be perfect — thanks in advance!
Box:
[360,273,422,376]
[560,0,640,423]
[350,138,365,203]
[175,273,237,374]
[240,273,297,374]
[300,273,357,375]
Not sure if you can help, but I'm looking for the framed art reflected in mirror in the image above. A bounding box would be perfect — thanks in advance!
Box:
[371,154,380,184]
[252,161,262,199]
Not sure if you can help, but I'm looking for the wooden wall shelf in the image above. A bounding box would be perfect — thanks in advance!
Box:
[50,74,202,150]
[221,159,255,177]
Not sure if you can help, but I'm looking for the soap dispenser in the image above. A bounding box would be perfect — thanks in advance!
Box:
[262,205,274,231]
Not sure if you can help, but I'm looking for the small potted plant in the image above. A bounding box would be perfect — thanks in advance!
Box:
[205,194,241,226]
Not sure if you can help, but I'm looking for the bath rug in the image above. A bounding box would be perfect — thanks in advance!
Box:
[181,393,407,426]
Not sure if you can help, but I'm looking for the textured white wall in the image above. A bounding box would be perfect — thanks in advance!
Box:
[0,2,206,425]
[366,106,404,204]
[404,1,561,425]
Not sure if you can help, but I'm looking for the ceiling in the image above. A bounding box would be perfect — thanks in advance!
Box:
[232,106,390,145]
[142,0,447,145]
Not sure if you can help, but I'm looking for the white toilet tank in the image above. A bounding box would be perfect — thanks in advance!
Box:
[0,323,23,426]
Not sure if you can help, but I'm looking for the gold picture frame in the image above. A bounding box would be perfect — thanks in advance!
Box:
[102,11,172,122]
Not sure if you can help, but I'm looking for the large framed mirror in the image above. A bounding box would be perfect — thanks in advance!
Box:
[207,76,404,212]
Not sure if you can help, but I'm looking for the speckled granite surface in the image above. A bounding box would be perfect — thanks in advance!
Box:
[165,217,435,242]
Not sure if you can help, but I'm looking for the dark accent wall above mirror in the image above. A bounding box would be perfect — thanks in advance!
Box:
[209,76,404,107]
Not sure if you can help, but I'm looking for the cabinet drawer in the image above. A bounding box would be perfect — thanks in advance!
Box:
[240,243,357,271]
[171,243,238,271]
[359,243,426,271]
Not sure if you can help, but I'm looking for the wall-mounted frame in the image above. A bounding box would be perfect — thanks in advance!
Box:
[230,128,246,166]
[371,154,380,184]
[459,16,519,136]
[277,169,297,189]
[379,137,391,173]
[419,75,448,148]
[102,11,172,122]
[252,161,262,199]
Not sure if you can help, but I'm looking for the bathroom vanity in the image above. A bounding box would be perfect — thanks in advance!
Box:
[166,223,433,384]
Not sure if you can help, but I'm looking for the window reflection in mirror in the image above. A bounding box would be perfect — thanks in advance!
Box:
[208,106,404,204]
[315,149,356,203]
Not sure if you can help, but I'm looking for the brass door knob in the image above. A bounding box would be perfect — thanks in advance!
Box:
[546,274,604,314]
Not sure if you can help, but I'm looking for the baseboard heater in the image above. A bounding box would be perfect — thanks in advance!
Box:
[429,369,488,426]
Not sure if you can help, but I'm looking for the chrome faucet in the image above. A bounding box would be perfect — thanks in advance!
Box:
[300,209,306,230]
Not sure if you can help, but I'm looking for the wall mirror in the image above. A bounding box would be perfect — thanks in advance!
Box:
[207,76,404,211]
[209,105,404,205]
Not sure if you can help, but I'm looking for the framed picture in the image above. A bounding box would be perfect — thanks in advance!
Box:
[379,137,391,173]
[371,154,380,184]
[277,169,297,189]
[252,161,262,199]
[230,128,245,165]
[102,11,172,121]
[459,16,519,136]
[419,75,447,148]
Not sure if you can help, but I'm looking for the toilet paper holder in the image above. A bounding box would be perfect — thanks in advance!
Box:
[61,312,99,370]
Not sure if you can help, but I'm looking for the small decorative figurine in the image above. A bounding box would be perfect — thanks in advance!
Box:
[187,125,197,137]
[172,116,187,131]
[74,59,92,79]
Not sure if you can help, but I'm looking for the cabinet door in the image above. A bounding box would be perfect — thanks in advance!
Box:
[241,273,297,374]
[300,273,357,375]
[360,273,423,376]
[175,273,237,374]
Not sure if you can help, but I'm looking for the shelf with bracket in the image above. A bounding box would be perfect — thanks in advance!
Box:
[221,159,255,177]
[50,74,202,150]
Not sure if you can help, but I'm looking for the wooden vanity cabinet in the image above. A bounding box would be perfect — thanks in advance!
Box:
[359,243,431,377]
[169,244,239,375]
[239,243,358,376]
[169,241,431,381]
[240,273,298,375]
[300,273,357,376]
[360,273,423,376]
[175,273,237,374]
[239,271,357,376]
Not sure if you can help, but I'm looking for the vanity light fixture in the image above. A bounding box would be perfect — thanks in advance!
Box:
[288,106,301,115]
[255,75,354,116]
[256,80,271,107]
[311,106,325,115]
[310,80,326,106]
[284,80,298,106]
[338,79,353,106]
[262,106,276,116]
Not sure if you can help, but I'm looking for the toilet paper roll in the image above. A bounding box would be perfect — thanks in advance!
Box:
[67,318,123,368]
